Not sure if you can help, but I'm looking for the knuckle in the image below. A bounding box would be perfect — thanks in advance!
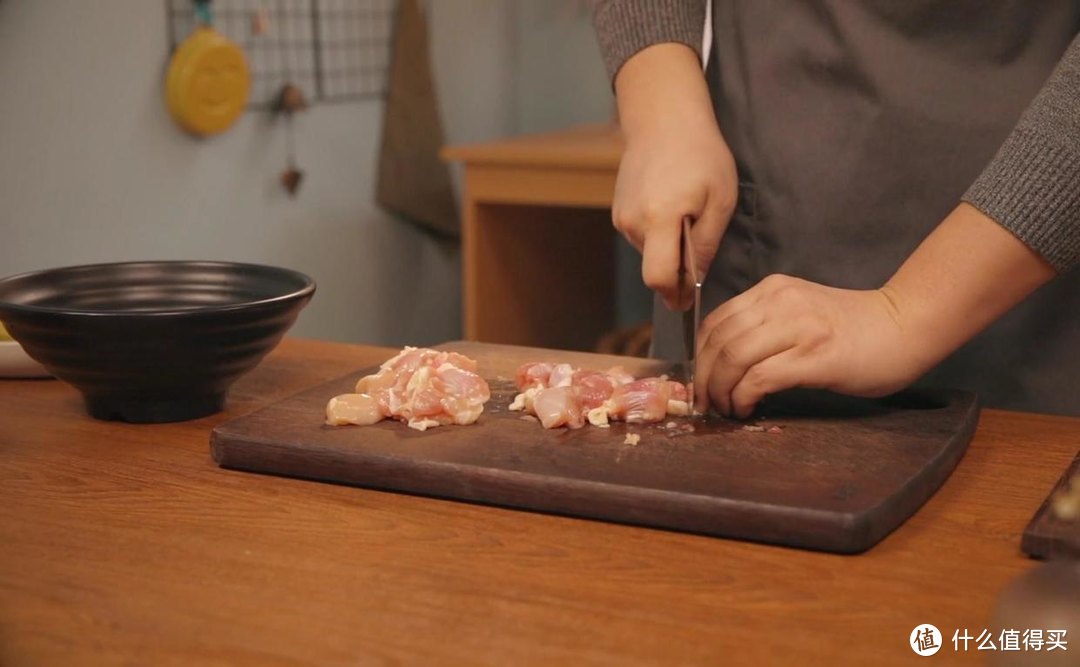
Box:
[612,206,636,233]
[641,266,671,292]
[760,273,789,290]
[613,206,630,229]
[771,283,806,308]
[702,308,726,333]
[718,343,743,366]
[743,364,768,388]
[774,283,799,298]
[726,308,760,333]
[713,192,737,217]
[638,200,663,224]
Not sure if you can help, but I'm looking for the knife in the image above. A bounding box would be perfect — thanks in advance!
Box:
[679,216,702,412]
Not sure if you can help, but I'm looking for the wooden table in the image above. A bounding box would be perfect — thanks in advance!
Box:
[1,338,1077,665]
[442,123,624,352]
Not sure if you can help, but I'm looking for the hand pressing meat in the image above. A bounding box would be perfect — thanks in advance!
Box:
[509,362,691,429]
[326,347,491,431]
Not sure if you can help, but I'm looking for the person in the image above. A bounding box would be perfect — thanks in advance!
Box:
[590,1,1080,417]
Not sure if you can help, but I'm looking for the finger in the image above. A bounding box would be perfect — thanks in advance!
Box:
[697,280,765,350]
[729,348,816,419]
[695,305,764,414]
[641,215,684,310]
[693,281,768,410]
[688,197,734,279]
[612,208,644,253]
[623,228,644,253]
[706,323,799,417]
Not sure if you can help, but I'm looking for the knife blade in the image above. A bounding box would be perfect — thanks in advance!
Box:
[679,216,702,411]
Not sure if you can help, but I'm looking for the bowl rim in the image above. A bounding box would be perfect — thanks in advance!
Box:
[0,260,316,318]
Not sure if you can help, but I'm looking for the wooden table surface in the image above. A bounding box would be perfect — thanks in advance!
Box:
[1,338,1076,666]
[441,122,622,171]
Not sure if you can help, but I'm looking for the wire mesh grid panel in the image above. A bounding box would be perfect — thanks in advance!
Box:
[167,0,394,107]
[314,0,396,100]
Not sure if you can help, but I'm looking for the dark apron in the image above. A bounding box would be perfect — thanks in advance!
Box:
[652,0,1080,416]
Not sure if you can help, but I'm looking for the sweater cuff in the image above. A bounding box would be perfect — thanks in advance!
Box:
[592,0,705,83]
[962,127,1080,273]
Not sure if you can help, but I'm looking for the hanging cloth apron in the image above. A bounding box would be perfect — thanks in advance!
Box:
[651,0,1080,416]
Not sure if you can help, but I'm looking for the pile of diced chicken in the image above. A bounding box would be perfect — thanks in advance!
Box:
[325,347,491,431]
[509,362,692,429]
[325,348,693,433]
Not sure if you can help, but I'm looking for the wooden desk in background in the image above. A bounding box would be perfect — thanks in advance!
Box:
[442,123,624,351]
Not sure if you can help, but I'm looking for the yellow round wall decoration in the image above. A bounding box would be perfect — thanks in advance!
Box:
[166,27,251,136]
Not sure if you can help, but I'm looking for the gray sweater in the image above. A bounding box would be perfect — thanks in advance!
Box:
[592,1,1080,273]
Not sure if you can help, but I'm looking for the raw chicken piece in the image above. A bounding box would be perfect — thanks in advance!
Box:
[548,363,575,388]
[515,362,554,390]
[433,363,490,424]
[666,380,689,403]
[571,370,616,410]
[326,347,490,431]
[532,386,586,429]
[605,366,636,386]
[511,367,605,427]
[512,364,607,428]
[608,378,672,423]
[666,400,692,417]
[325,393,383,426]
[510,362,694,429]
[665,380,691,416]
[516,362,622,392]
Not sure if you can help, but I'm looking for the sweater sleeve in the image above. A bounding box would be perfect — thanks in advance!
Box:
[962,32,1080,273]
[590,0,706,82]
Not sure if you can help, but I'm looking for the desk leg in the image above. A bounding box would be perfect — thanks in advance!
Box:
[464,203,615,351]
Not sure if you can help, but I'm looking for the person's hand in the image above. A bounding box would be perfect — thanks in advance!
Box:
[694,275,923,418]
[693,203,1059,418]
[614,117,737,310]
[612,44,738,310]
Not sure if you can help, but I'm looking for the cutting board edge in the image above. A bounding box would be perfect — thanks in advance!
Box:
[212,428,947,554]
[852,392,980,551]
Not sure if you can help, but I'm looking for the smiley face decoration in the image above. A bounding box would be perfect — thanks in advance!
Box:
[166,1,251,136]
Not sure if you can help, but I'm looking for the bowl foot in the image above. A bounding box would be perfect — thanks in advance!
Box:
[84,393,226,423]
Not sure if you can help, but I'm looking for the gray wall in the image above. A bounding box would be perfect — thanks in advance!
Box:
[431,0,651,328]
[0,1,642,345]
[512,1,614,133]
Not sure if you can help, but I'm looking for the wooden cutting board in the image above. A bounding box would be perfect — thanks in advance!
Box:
[211,342,979,553]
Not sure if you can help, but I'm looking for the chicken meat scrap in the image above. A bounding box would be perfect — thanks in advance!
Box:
[326,347,491,431]
[509,361,692,429]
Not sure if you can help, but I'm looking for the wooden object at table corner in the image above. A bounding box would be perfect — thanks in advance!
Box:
[441,123,626,353]
[1021,450,1080,559]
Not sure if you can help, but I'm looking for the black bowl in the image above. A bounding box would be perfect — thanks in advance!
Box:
[0,261,315,423]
